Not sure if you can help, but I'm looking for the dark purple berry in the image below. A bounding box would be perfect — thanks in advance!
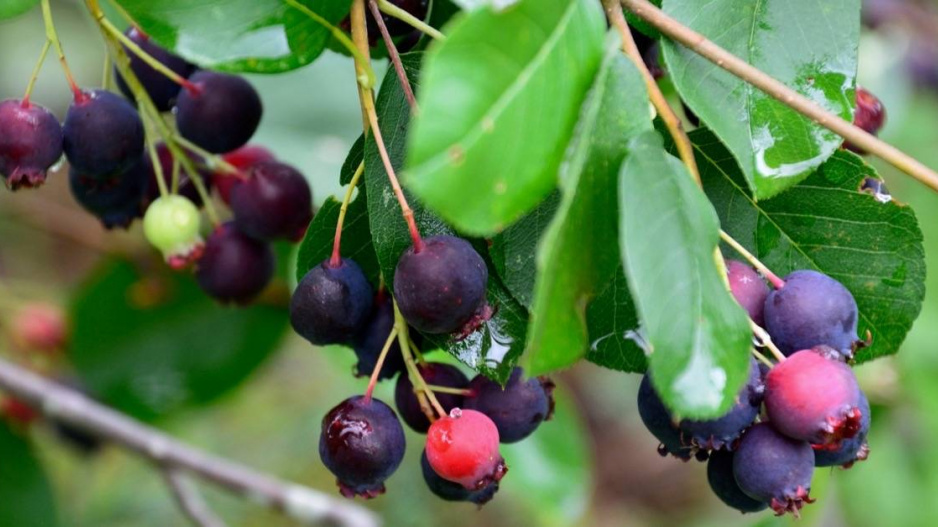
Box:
[394,235,489,335]
[368,0,429,37]
[175,71,262,154]
[319,395,406,499]
[195,222,274,304]
[230,161,313,242]
[63,90,145,178]
[463,368,554,443]
[860,177,891,202]
[814,390,871,468]
[352,293,406,381]
[727,260,769,326]
[637,374,694,461]
[844,87,886,154]
[395,362,468,433]
[290,258,373,346]
[733,423,815,516]
[114,28,197,112]
[0,99,63,190]
[420,450,498,504]
[678,358,762,451]
[707,450,768,513]
[69,158,148,229]
[216,144,275,204]
[142,142,212,207]
[763,270,860,358]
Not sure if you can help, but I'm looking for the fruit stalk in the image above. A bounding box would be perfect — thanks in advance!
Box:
[363,327,399,402]
[367,0,418,111]
[377,0,444,40]
[96,16,200,93]
[719,230,785,289]
[394,302,446,417]
[22,41,52,104]
[751,320,787,362]
[40,0,82,100]
[161,468,227,527]
[331,162,364,268]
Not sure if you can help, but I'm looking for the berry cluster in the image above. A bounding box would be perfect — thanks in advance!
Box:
[638,261,870,516]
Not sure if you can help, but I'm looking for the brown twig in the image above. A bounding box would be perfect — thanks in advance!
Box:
[162,468,228,527]
[367,0,418,111]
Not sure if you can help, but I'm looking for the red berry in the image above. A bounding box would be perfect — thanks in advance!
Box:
[9,303,68,352]
[0,397,39,425]
[0,99,63,190]
[844,87,886,154]
[215,144,275,204]
[425,408,506,490]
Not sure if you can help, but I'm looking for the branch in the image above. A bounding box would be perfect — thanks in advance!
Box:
[162,468,228,527]
[368,0,417,111]
[620,0,938,193]
[0,359,379,527]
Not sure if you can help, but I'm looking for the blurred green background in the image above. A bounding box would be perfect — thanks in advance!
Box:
[1,1,938,526]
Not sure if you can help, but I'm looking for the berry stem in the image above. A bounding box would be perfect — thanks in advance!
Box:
[367,0,418,112]
[171,135,243,177]
[718,230,786,289]
[22,40,51,104]
[144,120,170,198]
[423,385,473,396]
[621,0,938,196]
[170,157,181,194]
[751,320,787,362]
[376,0,445,41]
[101,50,113,90]
[104,0,141,32]
[362,327,399,403]
[40,0,83,101]
[393,301,446,417]
[751,348,774,369]
[330,162,365,268]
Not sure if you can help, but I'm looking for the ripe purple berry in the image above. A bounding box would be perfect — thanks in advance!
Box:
[814,390,871,468]
[678,358,762,451]
[733,423,815,516]
[394,235,489,335]
[0,99,63,190]
[319,396,406,499]
[175,71,262,154]
[763,270,860,358]
[395,362,468,433]
[69,159,148,229]
[707,450,768,513]
[114,28,197,112]
[463,368,554,443]
[727,260,769,326]
[230,161,313,242]
[637,374,694,461]
[290,258,373,346]
[420,450,499,504]
[352,293,406,380]
[195,222,275,304]
[63,90,145,178]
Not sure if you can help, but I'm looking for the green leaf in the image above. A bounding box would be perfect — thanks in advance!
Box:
[695,129,926,363]
[365,53,528,383]
[0,422,58,527]
[340,135,365,186]
[524,38,653,375]
[585,267,645,372]
[0,0,37,20]
[618,132,752,418]
[70,259,289,420]
[405,0,606,234]
[661,0,860,199]
[117,0,351,73]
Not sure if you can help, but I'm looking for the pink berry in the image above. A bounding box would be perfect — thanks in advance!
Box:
[425,408,506,491]
[10,303,68,352]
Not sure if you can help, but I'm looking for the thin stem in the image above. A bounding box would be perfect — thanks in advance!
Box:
[283,0,376,90]
[102,50,113,90]
[377,0,444,41]
[0,359,378,527]
[409,336,426,365]
[162,468,228,527]
[105,0,140,29]
[394,302,446,417]
[368,0,417,111]
[331,163,365,268]
[171,157,181,194]
[751,321,786,362]
[40,0,82,100]
[23,41,51,104]
[97,16,199,93]
[719,230,785,289]
[751,348,774,369]
[144,120,169,198]
[363,328,399,402]
[173,135,241,175]
[621,0,938,194]
[350,0,372,131]
[424,385,473,396]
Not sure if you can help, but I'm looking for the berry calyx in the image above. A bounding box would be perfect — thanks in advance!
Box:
[9,302,68,352]
[352,292,407,380]
[230,161,313,242]
[420,450,499,505]
[733,423,815,516]
[142,195,205,270]
[175,71,262,154]
[707,450,768,513]
[814,390,871,469]
[462,367,554,443]
[0,99,63,190]
[195,222,274,304]
[319,395,406,499]
[63,90,145,178]
[844,87,886,154]
[291,258,373,346]
[425,408,507,491]
[764,346,863,447]
[727,260,769,326]
[69,159,148,229]
[393,235,490,335]
[678,358,763,451]
[114,27,197,112]
[395,362,468,433]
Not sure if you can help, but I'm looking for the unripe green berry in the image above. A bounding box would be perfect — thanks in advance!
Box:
[143,195,205,269]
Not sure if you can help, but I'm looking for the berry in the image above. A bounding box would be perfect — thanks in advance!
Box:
[844,87,886,154]
[814,390,871,468]
[733,423,815,516]
[395,362,468,433]
[764,346,863,447]
[463,367,554,443]
[0,397,40,425]
[706,450,768,513]
[63,90,145,178]
[420,450,499,504]
[727,260,769,326]
[114,28,197,112]
[319,395,406,498]
[216,144,275,204]
[394,235,489,335]
[291,258,373,346]
[352,293,406,380]
[175,71,262,154]
[69,159,148,229]
[763,270,859,358]
[0,99,63,190]
[368,0,429,37]
[195,222,274,304]
[230,161,313,242]
[143,142,212,207]
[678,358,762,451]
[637,374,694,461]
[425,408,507,490]
[9,302,68,352]
[143,195,205,269]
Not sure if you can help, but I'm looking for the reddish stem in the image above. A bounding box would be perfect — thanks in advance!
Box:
[362,329,399,403]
